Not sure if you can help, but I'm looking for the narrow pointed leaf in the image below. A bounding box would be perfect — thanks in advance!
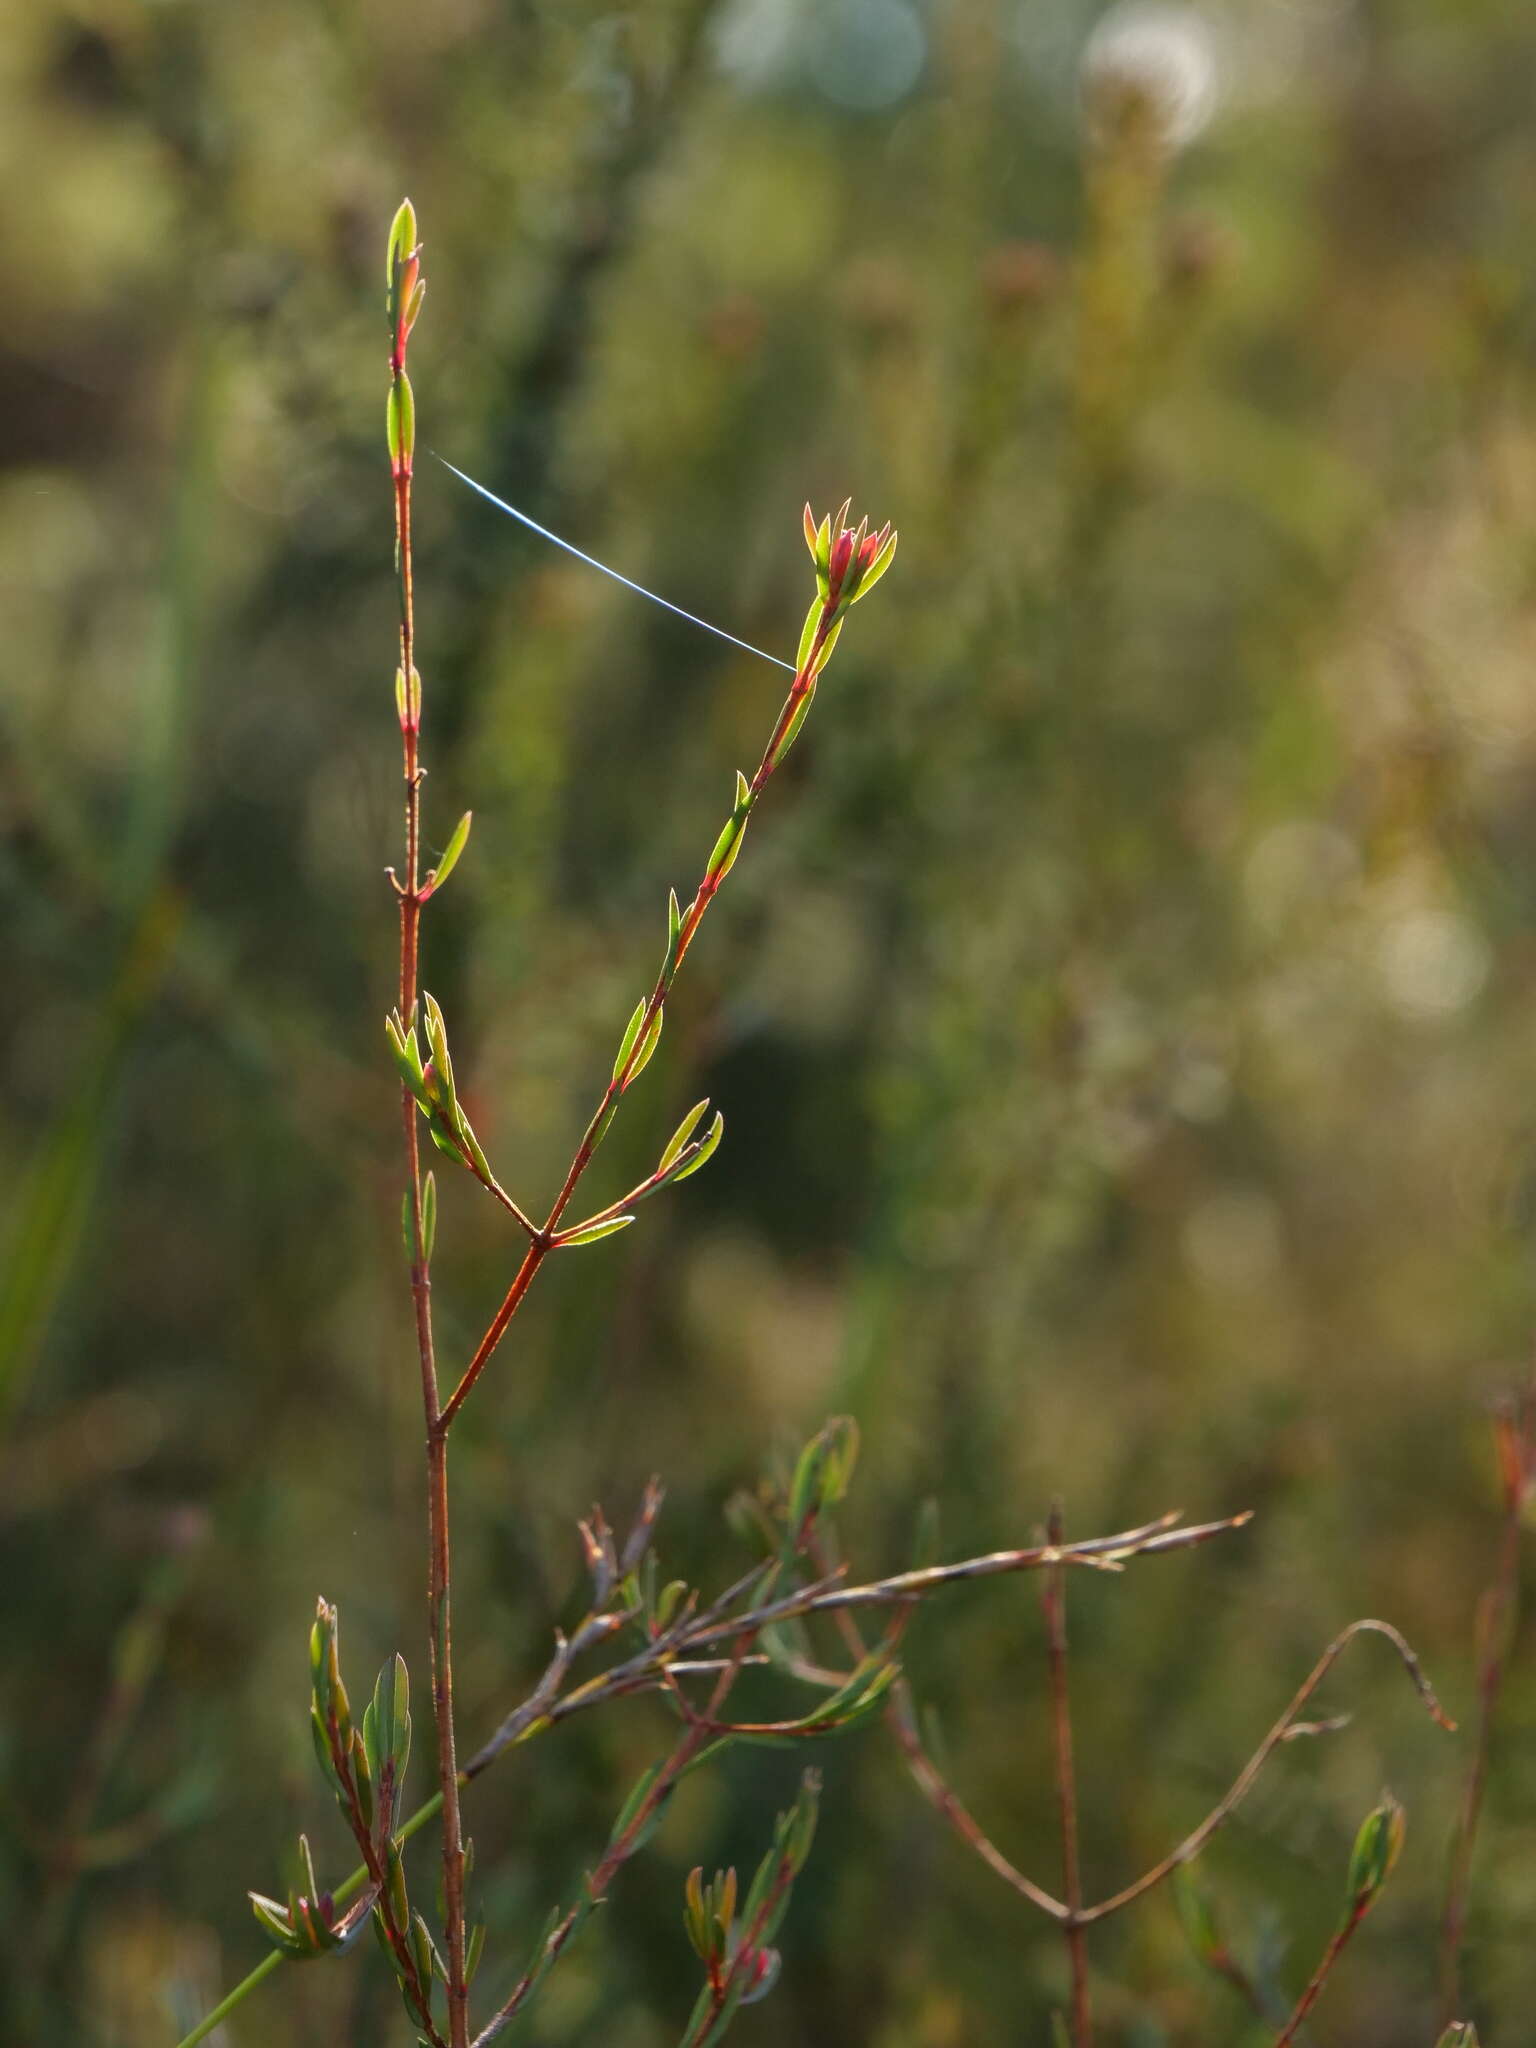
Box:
[428,810,472,894]
[613,999,646,1081]
[555,1213,636,1247]
[659,1100,711,1174]
[706,816,742,883]
[770,677,817,767]
[810,613,844,676]
[387,372,415,467]
[386,200,418,289]
[625,1004,664,1087]
[795,597,822,674]
[670,1110,723,1182]
[664,887,682,977]
[850,527,897,601]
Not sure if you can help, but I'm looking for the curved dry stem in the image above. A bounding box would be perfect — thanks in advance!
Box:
[891,1682,1071,1918]
[892,1618,1449,1940]
[1079,1618,1452,1925]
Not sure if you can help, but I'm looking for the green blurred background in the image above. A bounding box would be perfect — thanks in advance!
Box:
[7,0,1536,2040]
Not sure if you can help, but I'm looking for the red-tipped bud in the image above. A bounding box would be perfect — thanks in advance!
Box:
[827,526,855,600]
[808,502,896,612]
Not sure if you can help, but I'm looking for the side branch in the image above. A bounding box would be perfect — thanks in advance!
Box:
[435,600,850,1433]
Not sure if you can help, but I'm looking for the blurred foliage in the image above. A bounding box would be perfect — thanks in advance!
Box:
[7,0,1536,2040]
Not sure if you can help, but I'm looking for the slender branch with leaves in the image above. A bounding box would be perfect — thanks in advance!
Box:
[176,206,1458,2048]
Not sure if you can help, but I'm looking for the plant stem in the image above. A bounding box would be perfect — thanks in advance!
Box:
[1272,1903,1368,2047]
[171,1794,448,2048]
[1043,1504,1091,2048]
[173,1950,284,2048]
[390,226,470,2048]
[1438,1391,1531,2029]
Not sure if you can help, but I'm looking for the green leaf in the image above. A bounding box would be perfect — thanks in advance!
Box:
[1345,1792,1404,1917]
[410,1910,441,1988]
[310,1705,335,1785]
[351,1730,374,1831]
[427,1122,465,1164]
[625,1003,664,1087]
[386,199,418,289]
[385,1015,429,1105]
[787,1415,859,1531]
[309,1605,329,1692]
[795,596,822,673]
[683,1865,721,1962]
[555,1213,636,1248]
[366,1654,411,1821]
[810,612,844,675]
[609,1761,663,1846]
[811,512,832,597]
[298,1835,322,1911]
[428,811,472,894]
[401,1176,437,1264]
[514,1902,569,2005]
[385,1840,409,1927]
[664,887,682,978]
[249,1892,306,1958]
[850,526,897,601]
[659,1100,711,1174]
[705,816,743,884]
[421,993,452,1088]
[769,677,817,768]
[387,372,416,468]
[654,1578,688,1632]
[613,999,646,1081]
[310,1600,351,1744]
[738,1771,819,1958]
[669,1110,723,1182]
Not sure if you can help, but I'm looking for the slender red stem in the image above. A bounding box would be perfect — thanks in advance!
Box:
[391,249,470,2048]
[1043,1504,1091,2047]
[1272,1902,1369,2047]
